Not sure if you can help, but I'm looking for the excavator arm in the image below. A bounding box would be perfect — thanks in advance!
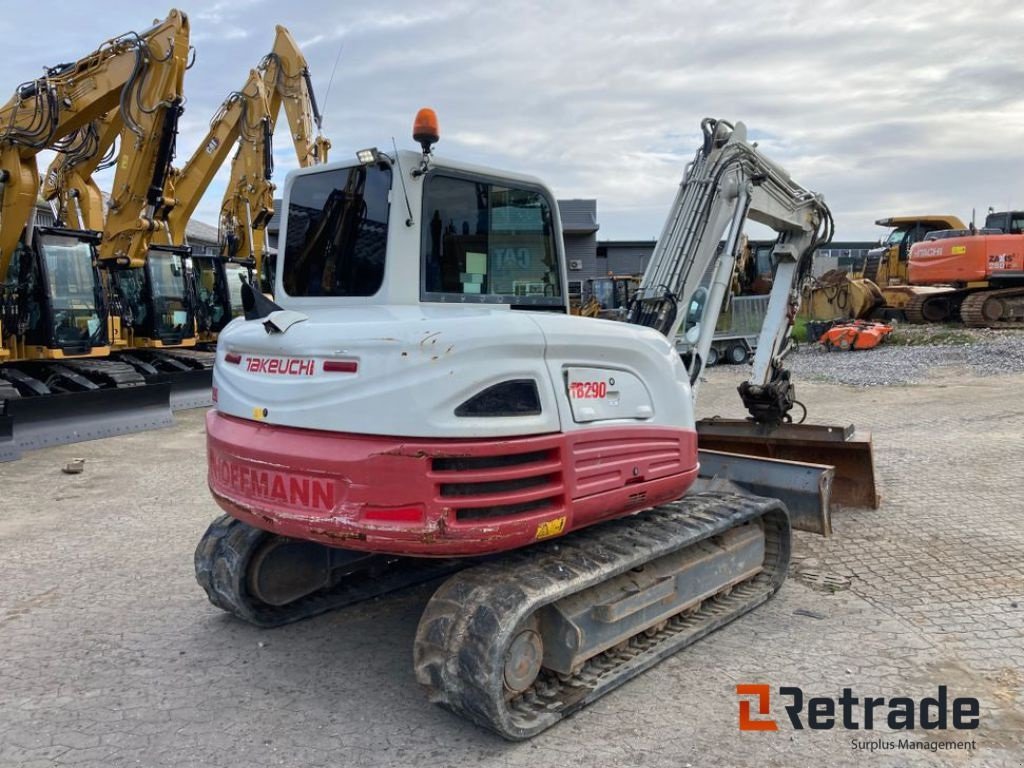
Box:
[627,118,832,423]
[161,69,271,244]
[260,25,330,167]
[217,77,276,271]
[0,10,190,278]
[220,25,330,281]
[41,111,121,231]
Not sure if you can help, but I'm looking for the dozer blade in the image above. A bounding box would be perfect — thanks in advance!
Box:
[0,413,16,462]
[696,448,833,535]
[696,418,878,509]
[0,382,174,461]
[159,368,213,411]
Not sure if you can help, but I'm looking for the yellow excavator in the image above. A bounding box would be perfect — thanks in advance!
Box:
[48,25,331,352]
[156,70,274,345]
[0,10,190,459]
[221,25,331,293]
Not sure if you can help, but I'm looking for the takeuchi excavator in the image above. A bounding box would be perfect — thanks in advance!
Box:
[0,10,190,458]
[195,113,876,738]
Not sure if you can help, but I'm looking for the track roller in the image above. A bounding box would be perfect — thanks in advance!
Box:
[194,515,463,628]
[960,288,1024,328]
[414,491,790,740]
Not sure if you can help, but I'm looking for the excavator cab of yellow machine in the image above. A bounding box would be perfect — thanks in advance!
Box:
[106,244,197,348]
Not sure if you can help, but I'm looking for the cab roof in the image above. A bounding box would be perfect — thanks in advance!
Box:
[875,215,966,229]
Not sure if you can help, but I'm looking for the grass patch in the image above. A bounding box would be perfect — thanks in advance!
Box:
[791,317,810,343]
[886,325,975,347]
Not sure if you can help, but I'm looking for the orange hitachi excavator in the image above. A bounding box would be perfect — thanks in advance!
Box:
[907,210,1024,327]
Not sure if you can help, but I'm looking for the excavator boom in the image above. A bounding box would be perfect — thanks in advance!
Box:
[221,25,331,286]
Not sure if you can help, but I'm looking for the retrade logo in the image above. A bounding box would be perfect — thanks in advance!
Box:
[737,684,777,731]
[736,685,980,732]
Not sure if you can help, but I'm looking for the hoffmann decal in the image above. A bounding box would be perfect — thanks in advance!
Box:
[737,684,979,753]
[211,455,335,511]
[245,356,315,376]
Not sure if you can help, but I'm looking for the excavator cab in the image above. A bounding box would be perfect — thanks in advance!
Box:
[983,210,1024,235]
[190,254,235,337]
[109,245,197,347]
[6,228,109,358]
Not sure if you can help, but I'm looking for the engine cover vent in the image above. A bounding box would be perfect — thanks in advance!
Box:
[455,379,541,417]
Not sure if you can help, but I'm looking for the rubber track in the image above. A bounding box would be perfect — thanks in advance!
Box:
[194,514,463,628]
[62,359,147,387]
[413,491,790,740]
[903,294,928,324]
[960,287,1024,329]
[0,380,21,402]
[903,292,964,324]
[161,349,215,369]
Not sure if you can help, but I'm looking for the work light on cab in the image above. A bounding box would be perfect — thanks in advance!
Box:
[356,147,380,165]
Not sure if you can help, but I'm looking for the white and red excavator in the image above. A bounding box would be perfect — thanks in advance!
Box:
[195,112,875,739]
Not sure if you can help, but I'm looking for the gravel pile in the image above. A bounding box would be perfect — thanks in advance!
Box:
[785,328,1024,386]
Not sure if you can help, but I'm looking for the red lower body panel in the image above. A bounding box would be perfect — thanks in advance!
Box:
[207,411,698,556]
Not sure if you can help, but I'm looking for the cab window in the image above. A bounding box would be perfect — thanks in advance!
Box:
[282,165,391,297]
[421,174,562,307]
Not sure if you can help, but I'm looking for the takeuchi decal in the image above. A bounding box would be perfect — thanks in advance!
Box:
[245,355,315,376]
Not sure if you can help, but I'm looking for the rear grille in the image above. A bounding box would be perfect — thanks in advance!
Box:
[432,450,550,472]
[454,499,553,521]
[440,473,554,497]
[430,446,565,523]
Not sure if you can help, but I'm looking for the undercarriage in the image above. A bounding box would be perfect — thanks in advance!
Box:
[905,286,1024,328]
[195,490,789,739]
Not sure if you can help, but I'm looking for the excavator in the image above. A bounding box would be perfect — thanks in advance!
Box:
[156,70,275,345]
[41,108,212,412]
[865,215,966,322]
[41,25,330,416]
[0,10,190,458]
[194,113,877,738]
[221,25,331,293]
[906,209,1024,326]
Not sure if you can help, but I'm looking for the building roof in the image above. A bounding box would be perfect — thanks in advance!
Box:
[185,218,219,245]
[597,239,656,248]
[558,199,599,235]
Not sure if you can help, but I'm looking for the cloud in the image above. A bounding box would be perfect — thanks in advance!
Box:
[1,0,1022,241]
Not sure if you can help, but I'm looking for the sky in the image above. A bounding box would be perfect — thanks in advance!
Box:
[3,0,1023,242]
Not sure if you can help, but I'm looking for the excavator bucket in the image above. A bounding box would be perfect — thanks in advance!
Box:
[696,418,878,509]
[0,382,174,462]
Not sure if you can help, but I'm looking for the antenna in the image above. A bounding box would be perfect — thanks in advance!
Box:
[392,137,415,227]
[319,40,344,130]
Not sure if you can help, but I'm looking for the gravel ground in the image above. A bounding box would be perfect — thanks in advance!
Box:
[784,327,1024,386]
[3,374,1023,767]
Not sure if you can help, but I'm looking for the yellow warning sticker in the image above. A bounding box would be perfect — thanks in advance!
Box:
[535,516,567,540]
[252,407,265,421]
[951,245,967,254]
